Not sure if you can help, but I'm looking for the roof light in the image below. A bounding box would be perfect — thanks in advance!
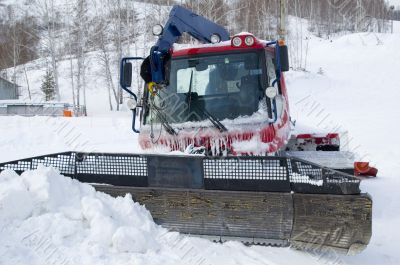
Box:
[232,37,242,47]
[210,34,221,44]
[245,36,255,46]
[152,24,164,36]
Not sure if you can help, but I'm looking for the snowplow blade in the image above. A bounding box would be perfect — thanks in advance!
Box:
[0,152,372,254]
[95,186,371,254]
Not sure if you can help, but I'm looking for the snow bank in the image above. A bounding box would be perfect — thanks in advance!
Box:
[0,166,164,264]
[0,166,327,265]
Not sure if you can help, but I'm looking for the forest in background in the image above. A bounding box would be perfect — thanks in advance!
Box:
[0,0,396,110]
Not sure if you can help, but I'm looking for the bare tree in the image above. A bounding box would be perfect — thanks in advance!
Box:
[33,0,61,100]
[72,0,89,114]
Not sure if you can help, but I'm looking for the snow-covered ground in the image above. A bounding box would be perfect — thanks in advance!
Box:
[286,26,400,265]
[1,23,400,265]
[0,166,332,265]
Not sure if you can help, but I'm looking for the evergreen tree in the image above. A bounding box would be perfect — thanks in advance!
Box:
[41,70,56,101]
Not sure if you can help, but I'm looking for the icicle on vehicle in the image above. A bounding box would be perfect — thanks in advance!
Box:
[0,5,374,254]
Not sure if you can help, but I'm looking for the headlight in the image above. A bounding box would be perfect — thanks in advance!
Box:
[265,86,278,99]
[245,36,255,46]
[210,34,221,44]
[152,24,164,36]
[232,37,242,47]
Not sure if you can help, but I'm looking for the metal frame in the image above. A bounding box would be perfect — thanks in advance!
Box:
[0,152,361,195]
[120,57,145,133]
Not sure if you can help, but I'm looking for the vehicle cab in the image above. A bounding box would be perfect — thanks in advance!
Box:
[138,33,291,155]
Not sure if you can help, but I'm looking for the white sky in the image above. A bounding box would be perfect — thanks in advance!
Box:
[388,0,400,7]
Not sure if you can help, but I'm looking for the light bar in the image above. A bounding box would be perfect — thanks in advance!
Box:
[232,36,242,47]
[245,36,255,46]
[210,34,221,44]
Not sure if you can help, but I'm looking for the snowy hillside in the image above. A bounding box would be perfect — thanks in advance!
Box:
[286,24,400,265]
[1,0,400,262]
[1,0,170,113]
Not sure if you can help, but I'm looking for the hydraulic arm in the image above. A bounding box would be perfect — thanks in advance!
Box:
[148,5,230,84]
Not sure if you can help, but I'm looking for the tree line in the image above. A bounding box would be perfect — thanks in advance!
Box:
[0,0,393,110]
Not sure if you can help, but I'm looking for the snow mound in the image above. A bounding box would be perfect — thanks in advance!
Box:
[0,166,339,265]
[0,166,165,264]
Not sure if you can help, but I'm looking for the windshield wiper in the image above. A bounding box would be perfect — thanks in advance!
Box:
[185,69,227,133]
[193,105,227,133]
[153,106,177,136]
[187,70,194,112]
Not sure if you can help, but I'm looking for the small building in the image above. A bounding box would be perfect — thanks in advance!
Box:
[0,102,71,117]
[0,77,18,100]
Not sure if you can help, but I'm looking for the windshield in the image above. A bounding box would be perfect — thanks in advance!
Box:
[145,50,267,125]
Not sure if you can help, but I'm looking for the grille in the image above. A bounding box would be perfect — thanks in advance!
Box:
[0,152,361,195]
[76,153,147,177]
[203,158,287,181]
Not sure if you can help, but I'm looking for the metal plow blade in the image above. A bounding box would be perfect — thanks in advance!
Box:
[0,152,372,254]
[94,186,372,254]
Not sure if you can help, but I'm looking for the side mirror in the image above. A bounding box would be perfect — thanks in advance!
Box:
[279,45,289,72]
[122,62,133,87]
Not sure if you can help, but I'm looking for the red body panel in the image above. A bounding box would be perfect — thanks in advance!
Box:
[172,42,266,57]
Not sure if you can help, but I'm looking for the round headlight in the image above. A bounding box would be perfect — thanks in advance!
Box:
[232,37,242,47]
[265,86,278,99]
[210,34,221,44]
[127,98,138,109]
[245,36,255,46]
[152,24,163,36]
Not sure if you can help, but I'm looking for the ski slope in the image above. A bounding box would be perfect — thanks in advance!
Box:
[1,25,400,265]
[286,28,400,265]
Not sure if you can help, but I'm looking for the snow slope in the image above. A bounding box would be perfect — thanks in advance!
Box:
[0,112,139,163]
[1,23,400,265]
[286,26,400,265]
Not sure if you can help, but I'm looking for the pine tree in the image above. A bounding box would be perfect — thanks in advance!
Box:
[41,70,56,101]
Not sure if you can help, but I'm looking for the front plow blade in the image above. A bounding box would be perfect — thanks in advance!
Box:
[94,185,372,254]
[291,193,372,254]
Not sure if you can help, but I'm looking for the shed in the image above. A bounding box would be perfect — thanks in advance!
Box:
[0,77,18,100]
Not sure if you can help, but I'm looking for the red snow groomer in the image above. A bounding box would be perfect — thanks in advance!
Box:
[1,5,373,255]
[122,7,376,177]
[118,5,374,253]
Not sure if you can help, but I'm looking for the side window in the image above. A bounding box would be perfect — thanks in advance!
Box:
[176,68,192,93]
[176,67,212,96]
[265,52,277,87]
[265,50,285,119]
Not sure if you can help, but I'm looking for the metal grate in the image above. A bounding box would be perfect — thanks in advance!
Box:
[0,152,75,176]
[289,161,324,186]
[203,158,287,181]
[1,160,32,172]
[288,157,360,194]
[32,154,75,175]
[0,152,361,195]
[76,153,147,177]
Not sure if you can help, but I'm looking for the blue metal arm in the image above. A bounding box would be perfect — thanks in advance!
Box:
[150,5,230,83]
[120,5,230,134]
